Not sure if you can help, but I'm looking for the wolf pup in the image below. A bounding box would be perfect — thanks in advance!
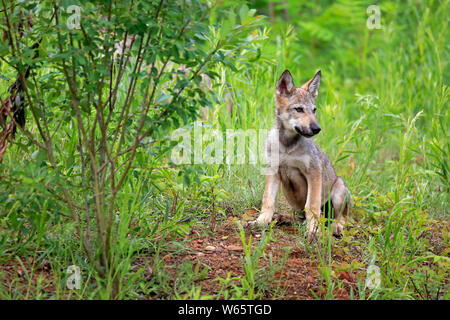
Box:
[254,69,352,238]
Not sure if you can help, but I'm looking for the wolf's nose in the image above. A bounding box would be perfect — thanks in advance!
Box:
[311,125,321,134]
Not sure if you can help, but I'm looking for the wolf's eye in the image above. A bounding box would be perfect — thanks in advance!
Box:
[294,107,304,113]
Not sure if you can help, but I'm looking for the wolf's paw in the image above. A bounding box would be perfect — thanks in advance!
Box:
[246,213,273,228]
[245,210,276,229]
[305,220,320,240]
[245,218,265,229]
[333,223,344,238]
[256,213,273,225]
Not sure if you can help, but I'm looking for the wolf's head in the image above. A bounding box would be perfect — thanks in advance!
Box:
[275,69,321,138]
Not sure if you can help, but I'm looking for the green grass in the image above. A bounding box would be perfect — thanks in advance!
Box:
[0,0,448,299]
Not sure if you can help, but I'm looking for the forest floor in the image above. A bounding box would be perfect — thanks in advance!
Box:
[135,196,378,300]
[1,198,448,299]
[158,219,362,299]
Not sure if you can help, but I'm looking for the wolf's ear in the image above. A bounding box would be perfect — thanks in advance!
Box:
[276,70,295,96]
[301,70,321,100]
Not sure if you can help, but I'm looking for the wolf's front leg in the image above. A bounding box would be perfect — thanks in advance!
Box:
[305,172,322,238]
[256,173,281,225]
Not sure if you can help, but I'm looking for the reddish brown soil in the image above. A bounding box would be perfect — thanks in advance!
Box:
[149,218,362,300]
[0,218,364,299]
[186,222,323,299]
[0,256,56,298]
[4,214,446,299]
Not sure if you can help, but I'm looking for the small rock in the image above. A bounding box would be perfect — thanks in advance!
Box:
[195,252,205,257]
[226,245,243,251]
[205,245,216,251]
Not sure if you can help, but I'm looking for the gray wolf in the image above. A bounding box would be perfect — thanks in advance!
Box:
[253,69,352,238]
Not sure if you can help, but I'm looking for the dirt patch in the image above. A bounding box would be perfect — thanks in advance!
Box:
[154,219,360,300]
[0,256,56,298]
[0,214,370,299]
[420,220,450,256]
